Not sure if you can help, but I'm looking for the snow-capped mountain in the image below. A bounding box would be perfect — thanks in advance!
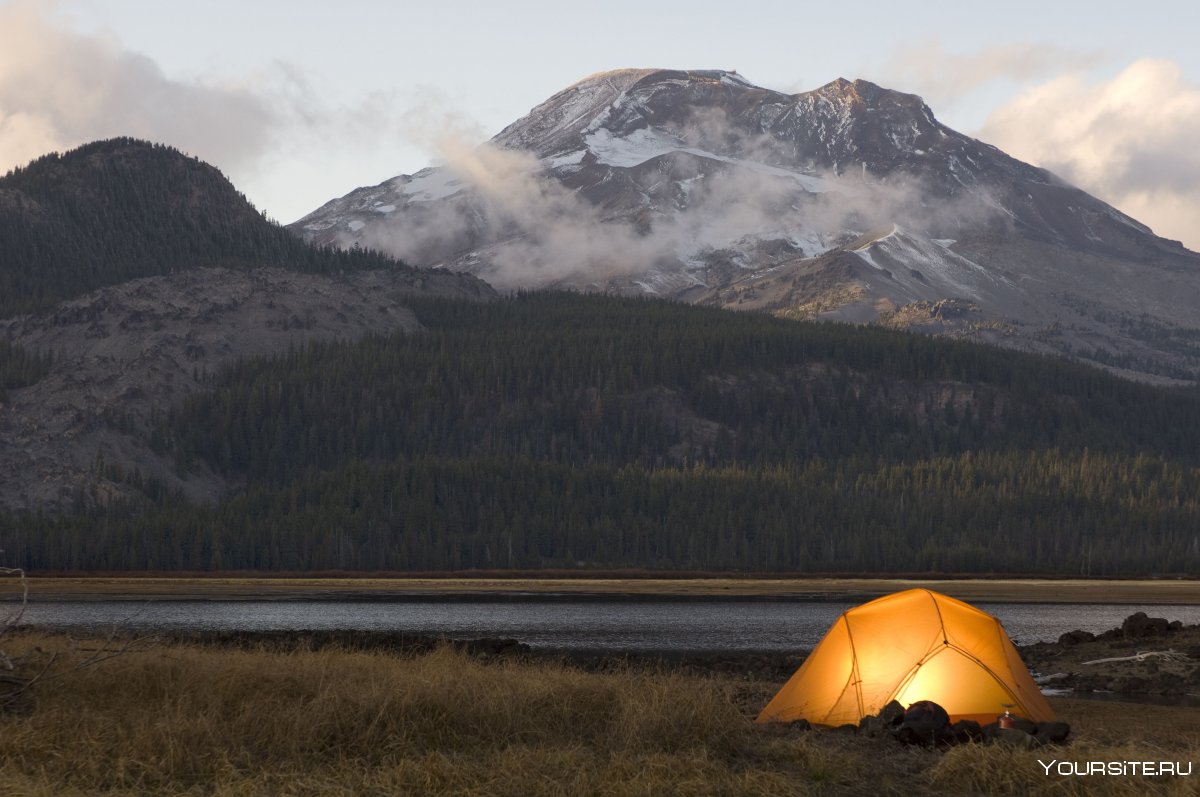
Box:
[291,69,1200,381]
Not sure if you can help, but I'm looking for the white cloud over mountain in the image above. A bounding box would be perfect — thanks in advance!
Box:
[0,1,276,178]
[979,59,1200,251]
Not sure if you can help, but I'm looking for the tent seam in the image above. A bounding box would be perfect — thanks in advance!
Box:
[840,613,864,722]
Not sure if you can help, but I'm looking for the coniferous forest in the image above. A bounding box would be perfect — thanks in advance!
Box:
[0,138,410,317]
[3,292,1200,575]
[3,138,1200,576]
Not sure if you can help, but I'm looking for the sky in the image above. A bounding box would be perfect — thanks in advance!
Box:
[1,0,1198,248]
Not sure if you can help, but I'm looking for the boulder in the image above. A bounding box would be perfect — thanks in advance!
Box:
[950,719,982,742]
[858,714,889,738]
[893,700,950,746]
[1035,721,1071,744]
[878,700,906,727]
[1122,612,1171,639]
[1058,630,1095,645]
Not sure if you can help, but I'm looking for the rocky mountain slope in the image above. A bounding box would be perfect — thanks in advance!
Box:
[0,140,493,510]
[292,69,1200,382]
[0,267,486,510]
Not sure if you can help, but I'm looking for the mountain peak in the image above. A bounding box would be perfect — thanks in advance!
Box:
[566,67,659,90]
[495,68,768,155]
[9,137,202,175]
[569,68,756,90]
[810,77,927,111]
[817,76,857,94]
[291,66,1200,383]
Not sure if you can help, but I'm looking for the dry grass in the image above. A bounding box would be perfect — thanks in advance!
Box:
[0,633,1195,796]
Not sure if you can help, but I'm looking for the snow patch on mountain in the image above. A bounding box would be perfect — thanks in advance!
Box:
[400,168,464,202]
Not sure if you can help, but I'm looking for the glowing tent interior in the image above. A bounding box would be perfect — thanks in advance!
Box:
[757,588,1055,726]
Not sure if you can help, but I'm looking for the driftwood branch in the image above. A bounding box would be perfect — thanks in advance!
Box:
[1081,650,1189,665]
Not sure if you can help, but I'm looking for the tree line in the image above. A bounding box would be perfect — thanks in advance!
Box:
[2,450,1197,574]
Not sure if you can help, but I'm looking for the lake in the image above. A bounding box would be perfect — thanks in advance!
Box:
[13,599,1200,652]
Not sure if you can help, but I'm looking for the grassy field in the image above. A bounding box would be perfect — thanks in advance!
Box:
[5,575,1200,603]
[0,632,1195,796]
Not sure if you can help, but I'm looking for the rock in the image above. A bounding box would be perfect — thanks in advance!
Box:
[858,714,888,738]
[950,719,982,742]
[831,723,858,734]
[1058,630,1096,645]
[1007,716,1038,735]
[788,718,812,732]
[994,727,1039,749]
[1035,721,1071,744]
[878,700,906,727]
[893,700,950,746]
[1122,612,1171,639]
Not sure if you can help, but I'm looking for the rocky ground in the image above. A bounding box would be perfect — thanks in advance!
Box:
[1020,611,1200,698]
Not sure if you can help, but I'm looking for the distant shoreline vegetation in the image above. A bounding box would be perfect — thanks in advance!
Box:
[4,292,1200,576]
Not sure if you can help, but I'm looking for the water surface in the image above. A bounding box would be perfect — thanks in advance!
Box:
[15,599,1200,652]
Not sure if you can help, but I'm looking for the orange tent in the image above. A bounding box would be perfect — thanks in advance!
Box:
[757,589,1055,726]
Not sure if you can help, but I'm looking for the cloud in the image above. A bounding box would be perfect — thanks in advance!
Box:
[0,1,438,221]
[0,1,279,177]
[359,135,668,289]
[356,105,1001,290]
[978,59,1200,250]
[881,40,1105,105]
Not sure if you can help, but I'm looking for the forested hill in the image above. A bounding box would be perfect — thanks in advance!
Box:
[5,292,1200,575]
[0,138,421,317]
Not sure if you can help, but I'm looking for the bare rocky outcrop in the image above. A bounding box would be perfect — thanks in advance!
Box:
[0,266,492,511]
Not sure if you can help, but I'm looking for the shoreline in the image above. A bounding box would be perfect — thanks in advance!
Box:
[6,624,1199,707]
[3,575,1200,604]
